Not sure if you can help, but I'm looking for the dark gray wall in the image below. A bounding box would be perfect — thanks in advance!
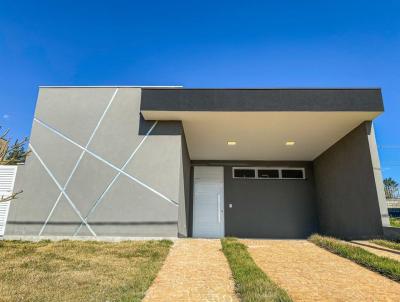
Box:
[141,88,384,112]
[192,161,318,238]
[177,132,191,237]
[313,122,386,239]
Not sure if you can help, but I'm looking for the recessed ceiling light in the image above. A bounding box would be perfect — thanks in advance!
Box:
[285,141,295,146]
[227,141,237,146]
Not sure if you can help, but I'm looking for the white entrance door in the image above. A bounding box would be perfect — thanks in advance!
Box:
[193,166,224,238]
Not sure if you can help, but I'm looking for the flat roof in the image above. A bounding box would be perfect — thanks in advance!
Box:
[141,88,384,112]
[39,85,183,88]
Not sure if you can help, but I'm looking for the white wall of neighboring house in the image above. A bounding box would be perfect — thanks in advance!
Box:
[0,165,18,237]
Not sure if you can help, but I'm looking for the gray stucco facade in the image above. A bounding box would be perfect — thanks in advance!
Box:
[8,87,189,237]
[6,87,388,240]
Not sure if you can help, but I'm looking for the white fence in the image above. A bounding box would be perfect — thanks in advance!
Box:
[0,165,18,236]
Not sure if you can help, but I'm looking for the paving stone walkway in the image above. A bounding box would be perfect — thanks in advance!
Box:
[143,239,238,302]
[351,240,400,262]
[242,239,400,302]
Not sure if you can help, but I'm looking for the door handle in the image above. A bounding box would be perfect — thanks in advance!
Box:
[217,194,221,223]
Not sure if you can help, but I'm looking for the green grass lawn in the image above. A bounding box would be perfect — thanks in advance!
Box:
[309,234,400,282]
[221,238,292,302]
[0,239,172,302]
[390,217,400,227]
[370,239,400,251]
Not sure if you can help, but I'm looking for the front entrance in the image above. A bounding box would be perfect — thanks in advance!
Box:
[193,166,224,238]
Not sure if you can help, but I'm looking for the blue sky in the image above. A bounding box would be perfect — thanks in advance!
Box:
[0,1,399,181]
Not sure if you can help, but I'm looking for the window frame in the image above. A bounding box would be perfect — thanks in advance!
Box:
[233,168,256,179]
[257,168,280,179]
[232,167,306,180]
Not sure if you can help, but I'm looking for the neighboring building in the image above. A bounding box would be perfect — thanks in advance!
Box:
[5,87,389,239]
[387,191,400,217]
[387,201,400,217]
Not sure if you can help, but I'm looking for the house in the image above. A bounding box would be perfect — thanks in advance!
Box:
[5,87,390,239]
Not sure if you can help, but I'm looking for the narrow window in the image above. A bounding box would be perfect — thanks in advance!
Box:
[258,169,279,179]
[233,169,255,178]
[281,169,304,179]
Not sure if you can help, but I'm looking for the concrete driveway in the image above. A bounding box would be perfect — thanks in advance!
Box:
[143,239,238,302]
[242,239,400,302]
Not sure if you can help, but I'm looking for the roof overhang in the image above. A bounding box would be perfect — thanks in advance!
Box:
[141,89,383,161]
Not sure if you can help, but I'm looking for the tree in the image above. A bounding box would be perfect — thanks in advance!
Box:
[0,126,30,202]
[1,127,30,165]
[4,139,29,164]
[384,177,399,199]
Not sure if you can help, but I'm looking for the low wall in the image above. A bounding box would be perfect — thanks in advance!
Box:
[383,227,400,242]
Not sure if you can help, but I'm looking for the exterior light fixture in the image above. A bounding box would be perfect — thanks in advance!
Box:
[227,141,237,146]
[285,141,295,146]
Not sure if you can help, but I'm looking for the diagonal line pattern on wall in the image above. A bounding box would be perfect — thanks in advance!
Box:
[38,89,120,236]
[30,144,97,236]
[73,120,159,236]
[31,88,180,237]
[33,117,178,207]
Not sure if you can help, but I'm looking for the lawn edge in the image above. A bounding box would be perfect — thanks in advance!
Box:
[221,238,293,302]
[370,239,400,251]
[132,239,174,301]
[309,234,400,282]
